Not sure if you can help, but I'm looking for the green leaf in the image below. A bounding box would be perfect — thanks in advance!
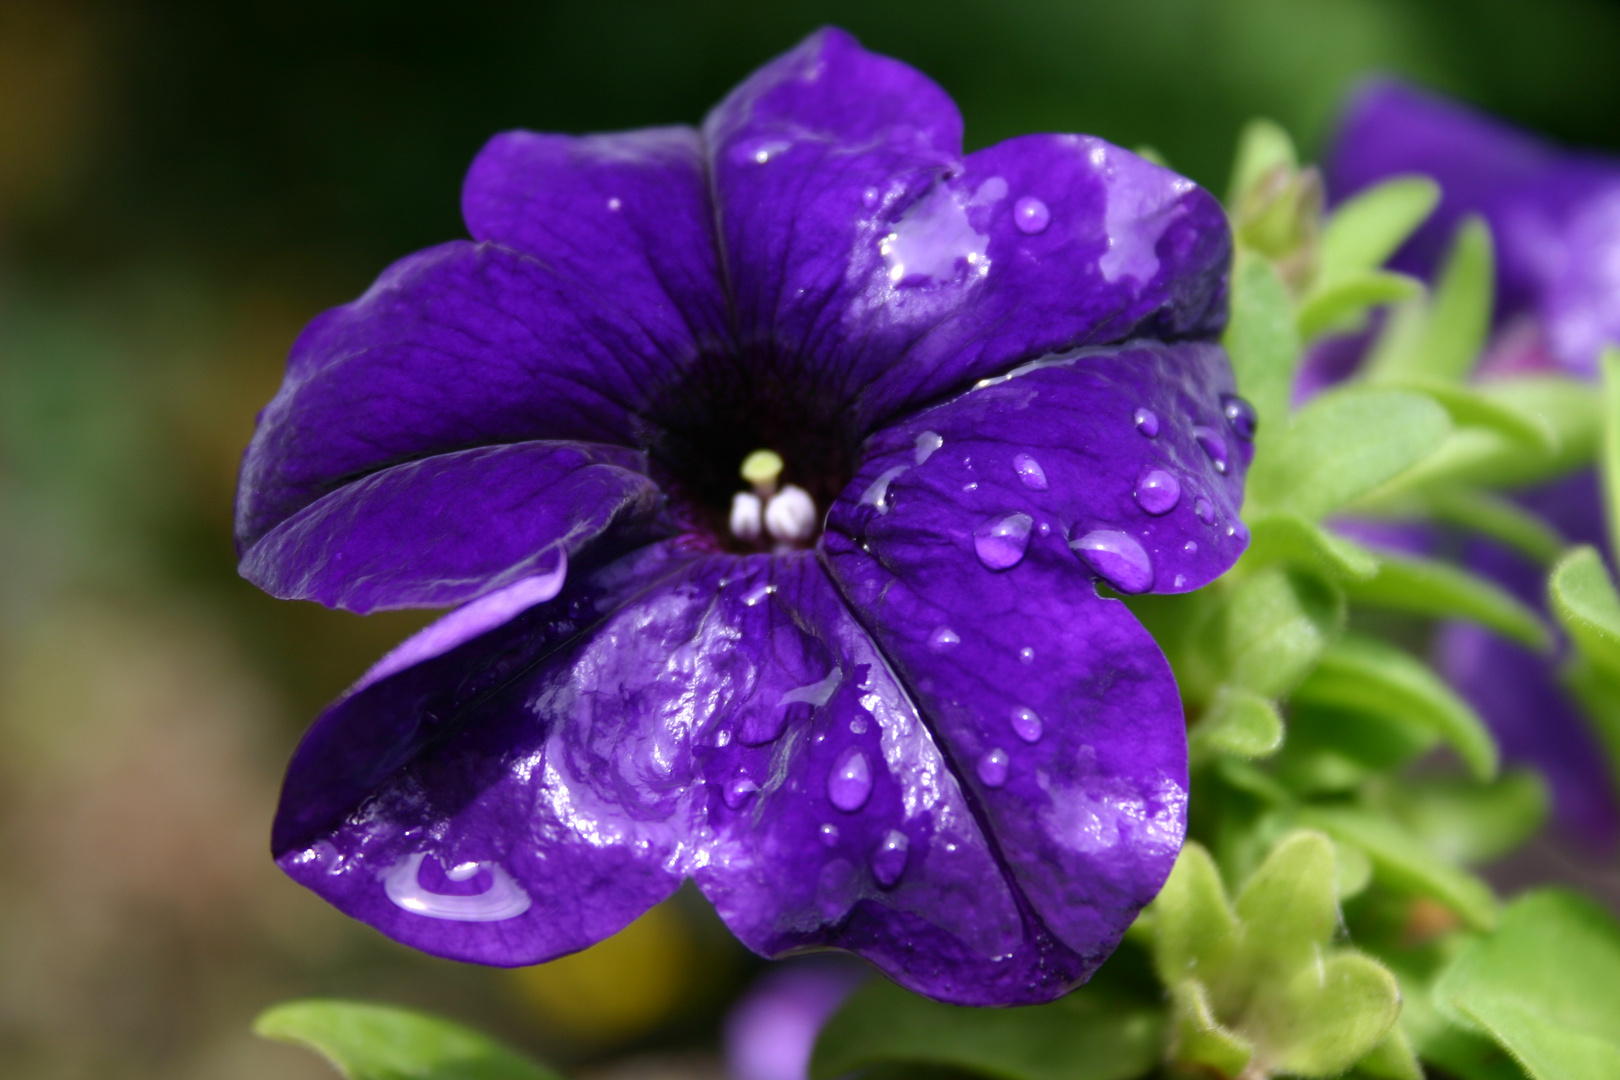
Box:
[1151,842,1240,987]
[1562,657,1620,795]
[1246,386,1450,521]
[1434,890,1620,1079]
[1342,551,1552,652]
[1277,705,1440,793]
[1399,488,1565,566]
[1227,118,1298,208]
[1224,251,1302,438]
[1241,513,1380,582]
[1548,546,1620,678]
[1257,952,1403,1078]
[1316,176,1439,287]
[1602,346,1620,559]
[809,979,1163,1080]
[1365,217,1494,385]
[1397,379,1557,453]
[1228,831,1340,996]
[1379,772,1550,867]
[1296,806,1499,931]
[1169,979,1253,1077]
[1355,1023,1425,1080]
[253,1000,562,1080]
[1294,635,1498,780]
[1297,270,1423,341]
[1190,685,1285,761]
[1212,568,1345,698]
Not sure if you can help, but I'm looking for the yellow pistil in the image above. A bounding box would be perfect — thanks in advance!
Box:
[739,449,785,497]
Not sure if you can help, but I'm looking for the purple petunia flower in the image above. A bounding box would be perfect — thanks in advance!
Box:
[1327,80,1620,850]
[236,28,1248,1005]
[724,959,865,1080]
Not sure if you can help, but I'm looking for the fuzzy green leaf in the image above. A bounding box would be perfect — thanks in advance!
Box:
[809,979,1163,1080]
[1227,118,1298,208]
[1549,546,1620,678]
[1213,568,1345,698]
[1242,513,1381,582]
[1405,489,1566,566]
[253,1000,562,1080]
[1294,635,1498,780]
[1246,387,1450,520]
[1399,379,1557,453]
[1355,1024,1425,1080]
[1365,217,1494,385]
[1152,842,1240,987]
[1434,890,1620,1079]
[1297,271,1423,341]
[1380,772,1550,867]
[1228,831,1341,996]
[1343,551,1552,651]
[1316,176,1439,286]
[1256,952,1403,1078]
[1190,685,1285,761]
[1297,807,1498,931]
[1225,251,1302,439]
[1169,980,1253,1077]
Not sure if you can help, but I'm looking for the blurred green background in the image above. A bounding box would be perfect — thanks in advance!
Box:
[4,1,1620,1078]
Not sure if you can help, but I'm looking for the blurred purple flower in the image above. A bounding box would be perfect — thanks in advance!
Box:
[235,28,1249,1004]
[1327,81,1620,850]
[725,960,866,1080]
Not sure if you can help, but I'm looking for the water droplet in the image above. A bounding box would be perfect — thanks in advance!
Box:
[820,823,840,847]
[929,626,960,651]
[1010,707,1043,743]
[724,777,759,810]
[962,481,979,493]
[1174,573,1187,587]
[915,430,943,464]
[1134,407,1160,437]
[1221,393,1258,440]
[1019,647,1035,664]
[1134,468,1181,515]
[1194,497,1215,525]
[871,830,909,888]
[1013,453,1048,490]
[860,465,908,514]
[716,729,732,748]
[1184,540,1198,553]
[1193,425,1229,474]
[862,186,881,209]
[1038,521,1051,537]
[827,747,873,812]
[1070,529,1155,593]
[1013,196,1051,234]
[607,197,622,212]
[973,512,1034,571]
[850,716,868,734]
[383,854,532,922]
[977,747,1011,787]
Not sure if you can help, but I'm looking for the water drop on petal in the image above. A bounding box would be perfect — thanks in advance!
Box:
[1010,706,1043,743]
[1193,425,1229,474]
[1184,540,1198,553]
[929,626,960,651]
[1221,394,1258,440]
[1012,452,1049,490]
[1019,647,1035,664]
[1070,529,1155,593]
[1013,196,1051,234]
[914,430,944,464]
[973,512,1034,570]
[871,829,909,888]
[1134,468,1181,515]
[820,823,840,847]
[977,748,1010,787]
[1134,407,1160,437]
[827,747,873,812]
[1194,497,1215,525]
[723,777,759,810]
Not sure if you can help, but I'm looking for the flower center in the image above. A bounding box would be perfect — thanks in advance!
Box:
[644,355,857,553]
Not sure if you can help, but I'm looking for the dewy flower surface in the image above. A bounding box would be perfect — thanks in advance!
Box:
[1327,80,1620,849]
[236,28,1248,1005]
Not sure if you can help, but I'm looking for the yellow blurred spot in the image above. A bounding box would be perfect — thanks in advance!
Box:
[740,449,784,492]
[509,901,693,1044]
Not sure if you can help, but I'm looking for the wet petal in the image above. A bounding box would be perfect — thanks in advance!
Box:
[240,441,664,613]
[237,234,714,549]
[692,555,1088,1006]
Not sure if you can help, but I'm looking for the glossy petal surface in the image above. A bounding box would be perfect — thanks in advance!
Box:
[241,441,663,613]
[704,29,1229,433]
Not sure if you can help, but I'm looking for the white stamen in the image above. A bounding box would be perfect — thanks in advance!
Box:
[764,485,817,544]
[730,491,764,541]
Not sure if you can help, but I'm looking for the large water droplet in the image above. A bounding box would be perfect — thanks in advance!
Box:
[871,829,910,888]
[820,823,840,847]
[383,854,532,922]
[1070,529,1155,593]
[973,512,1034,571]
[1134,407,1160,437]
[1134,468,1181,515]
[827,747,873,812]
[1193,425,1229,474]
[724,777,759,810]
[1013,196,1051,235]
[977,748,1011,787]
[1221,394,1258,441]
[1013,453,1048,490]
[1010,706,1043,743]
[1194,497,1215,525]
[929,626,960,651]
[915,430,943,464]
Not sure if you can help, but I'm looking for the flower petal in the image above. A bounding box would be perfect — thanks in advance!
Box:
[816,347,1239,965]
[240,440,664,613]
[704,29,1227,430]
[273,541,711,966]
[691,554,1090,1006]
[237,230,715,549]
